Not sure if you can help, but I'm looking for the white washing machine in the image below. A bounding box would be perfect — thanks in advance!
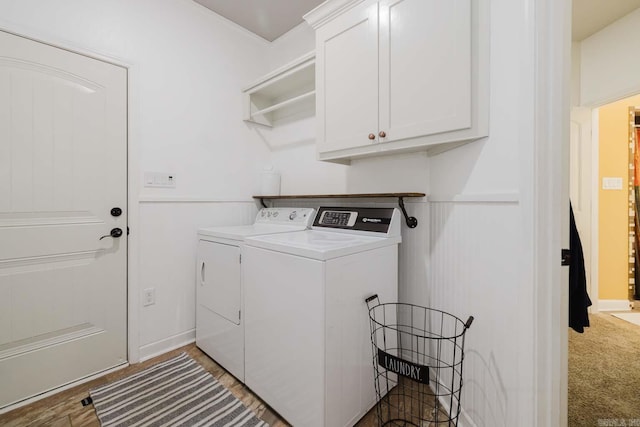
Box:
[196,207,315,382]
[243,206,402,427]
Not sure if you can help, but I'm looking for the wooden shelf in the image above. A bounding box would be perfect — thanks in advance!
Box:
[253,193,426,228]
[242,52,315,127]
[253,192,425,200]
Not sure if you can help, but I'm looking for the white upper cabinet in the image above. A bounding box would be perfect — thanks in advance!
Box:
[305,0,488,163]
[316,0,379,153]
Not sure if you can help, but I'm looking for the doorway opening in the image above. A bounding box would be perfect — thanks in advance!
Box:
[630,108,640,303]
[568,94,640,425]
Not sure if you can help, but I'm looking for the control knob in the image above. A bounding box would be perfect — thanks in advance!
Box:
[289,211,297,220]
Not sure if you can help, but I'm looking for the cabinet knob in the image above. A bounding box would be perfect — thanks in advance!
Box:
[379,131,386,138]
[368,133,376,140]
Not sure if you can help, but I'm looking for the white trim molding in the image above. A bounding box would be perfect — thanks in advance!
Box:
[139,329,195,362]
[531,0,571,426]
[590,108,600,313]
[127,64,140,364]
[427,192,520,203]
[138,196,255,204]
[303,0,367,29]
[597,299,632,312]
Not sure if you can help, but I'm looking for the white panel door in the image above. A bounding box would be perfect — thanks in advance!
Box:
[378,0,471,143]
[570,107,593,299]
[0,31,127,408]
[316,0,379,153]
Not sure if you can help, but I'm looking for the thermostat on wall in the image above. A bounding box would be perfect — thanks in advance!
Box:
[144,172,176,188]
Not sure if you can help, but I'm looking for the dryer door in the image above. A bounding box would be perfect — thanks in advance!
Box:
[197,241,241,324]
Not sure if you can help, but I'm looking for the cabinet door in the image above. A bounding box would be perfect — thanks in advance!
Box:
[378,0,471,142]
[316,0,379,154]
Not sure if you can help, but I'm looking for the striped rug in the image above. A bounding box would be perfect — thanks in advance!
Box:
[90,352,268,427]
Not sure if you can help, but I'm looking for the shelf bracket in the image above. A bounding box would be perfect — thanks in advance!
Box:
[259,198,267,209]
[398,197,418,228]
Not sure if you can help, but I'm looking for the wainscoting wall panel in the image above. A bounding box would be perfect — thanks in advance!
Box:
[429,198,525,427]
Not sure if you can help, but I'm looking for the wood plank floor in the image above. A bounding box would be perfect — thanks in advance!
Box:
[0,344,379,426]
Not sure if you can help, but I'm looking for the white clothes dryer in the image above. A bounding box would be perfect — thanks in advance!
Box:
[196,207,315,382]
[243,206,402,427]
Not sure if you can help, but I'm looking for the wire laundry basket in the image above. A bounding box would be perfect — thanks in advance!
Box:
[366,295,473,426]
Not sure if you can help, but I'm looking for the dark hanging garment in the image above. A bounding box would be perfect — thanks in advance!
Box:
[569,202,592,333]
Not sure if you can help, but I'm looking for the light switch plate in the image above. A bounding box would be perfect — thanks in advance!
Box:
[602,177,623,190]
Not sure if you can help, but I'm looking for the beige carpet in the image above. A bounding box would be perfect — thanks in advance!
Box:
[569,313,640,426]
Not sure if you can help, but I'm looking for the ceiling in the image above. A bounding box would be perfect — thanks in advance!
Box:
[194,0,640,43]
[194,0,324,41]
[572,0,640,41]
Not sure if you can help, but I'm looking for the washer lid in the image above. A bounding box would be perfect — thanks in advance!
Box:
[198,223,310,241]
[245,230,401,261]
[198,207,316,241]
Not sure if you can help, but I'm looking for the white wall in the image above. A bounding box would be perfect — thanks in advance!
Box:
[0,0,272,359]
[581,7,640,107]
[571,42,581,107]
[269,22,316,69]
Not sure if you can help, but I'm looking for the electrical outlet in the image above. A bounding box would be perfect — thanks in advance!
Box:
[143,288,155,306]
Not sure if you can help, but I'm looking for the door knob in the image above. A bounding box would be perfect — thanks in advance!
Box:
[379,131,386,138]
[368,133,376,140]
[100,228,123,240]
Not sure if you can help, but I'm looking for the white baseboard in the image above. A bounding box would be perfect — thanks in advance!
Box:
[452,404,476,427]
[139,329,195,362]
[430,379,477,427]
[598,299,632,312]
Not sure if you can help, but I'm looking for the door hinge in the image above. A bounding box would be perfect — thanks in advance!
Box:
[561,248,571,266]
[238,310,241,320]
[239,254,242,264]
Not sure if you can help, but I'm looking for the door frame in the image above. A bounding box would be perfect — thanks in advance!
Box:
[0,25,141,368]
[531,0,571,425]
[590,108,600,313]
[569,106,599,313]
[584,101,640,313]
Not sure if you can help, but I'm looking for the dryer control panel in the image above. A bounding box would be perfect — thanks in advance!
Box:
[255,207,315,226]
[317,210,358,227]
[312,207,400,236]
